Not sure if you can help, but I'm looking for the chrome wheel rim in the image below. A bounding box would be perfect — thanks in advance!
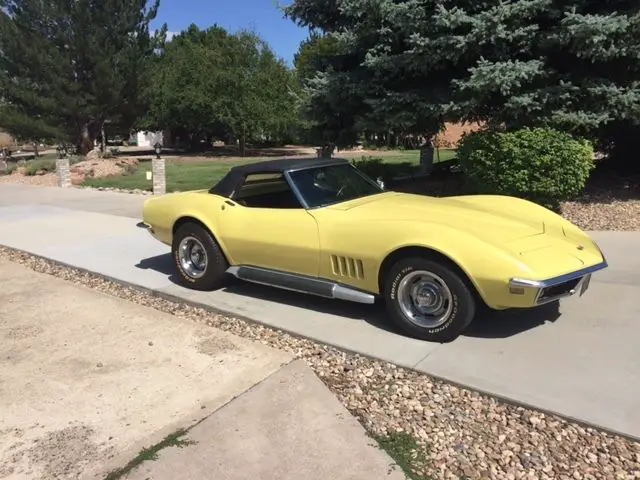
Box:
[178,236,208,279]
[397,270,453,328]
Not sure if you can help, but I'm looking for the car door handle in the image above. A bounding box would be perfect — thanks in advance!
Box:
[224,200,235,206]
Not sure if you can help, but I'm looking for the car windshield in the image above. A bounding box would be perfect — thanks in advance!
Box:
[288,163,384,208]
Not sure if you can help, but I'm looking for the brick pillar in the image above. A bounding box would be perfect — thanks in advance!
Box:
[56,158,71,188]
[152,158,166,195]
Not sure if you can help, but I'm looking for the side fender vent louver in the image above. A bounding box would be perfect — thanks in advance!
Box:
[330,255,365,279]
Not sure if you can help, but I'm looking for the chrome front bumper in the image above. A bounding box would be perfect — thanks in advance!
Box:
[509,260,608,305]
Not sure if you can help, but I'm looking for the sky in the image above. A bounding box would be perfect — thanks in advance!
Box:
[152,0,311,65]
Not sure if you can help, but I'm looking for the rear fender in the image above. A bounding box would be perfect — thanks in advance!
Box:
[143,193,231,258]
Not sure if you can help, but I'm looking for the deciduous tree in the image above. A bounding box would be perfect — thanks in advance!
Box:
[141,25,299,154]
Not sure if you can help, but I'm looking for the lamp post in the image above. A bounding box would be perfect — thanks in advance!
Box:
[55,143,71,188]
[56,143,68,159]
[151,141,165,195]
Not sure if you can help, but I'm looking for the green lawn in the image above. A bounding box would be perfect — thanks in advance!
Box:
[371,148,456,164]
[83,149,457,193]
[84,160,247,192]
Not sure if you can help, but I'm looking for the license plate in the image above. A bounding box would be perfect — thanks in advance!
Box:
[579,274,592,296]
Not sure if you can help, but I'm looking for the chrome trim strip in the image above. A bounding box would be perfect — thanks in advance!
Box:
[509,260,608,289]
[226,265,376,304]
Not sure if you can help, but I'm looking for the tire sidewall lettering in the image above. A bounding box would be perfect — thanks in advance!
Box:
[173,248,196,283]
[389,266,414,300]
[425,293,458,334]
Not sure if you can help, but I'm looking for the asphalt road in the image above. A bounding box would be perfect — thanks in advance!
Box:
[1,183,639,440]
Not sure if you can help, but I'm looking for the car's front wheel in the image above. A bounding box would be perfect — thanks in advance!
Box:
[383,256,476,342]
[172,222,229,291]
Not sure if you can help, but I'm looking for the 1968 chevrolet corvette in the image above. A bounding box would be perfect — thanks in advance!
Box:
[139,157,608,342]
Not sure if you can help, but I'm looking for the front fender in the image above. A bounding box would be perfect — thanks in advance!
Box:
[373,221,538,308]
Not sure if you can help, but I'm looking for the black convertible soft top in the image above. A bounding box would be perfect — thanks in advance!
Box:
[209,156,349,198]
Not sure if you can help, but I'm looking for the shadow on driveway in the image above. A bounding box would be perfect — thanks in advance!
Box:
[135,253,562,341]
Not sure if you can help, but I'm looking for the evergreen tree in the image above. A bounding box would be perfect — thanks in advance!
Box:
[0,0,163,154]
[286,0,640,162]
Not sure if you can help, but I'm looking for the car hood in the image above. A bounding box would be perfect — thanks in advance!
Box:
[326,192,545,243]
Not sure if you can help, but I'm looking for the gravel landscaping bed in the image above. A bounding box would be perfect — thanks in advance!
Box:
[0,245,638,480]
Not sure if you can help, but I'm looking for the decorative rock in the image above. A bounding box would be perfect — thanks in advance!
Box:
[85,147,101,161]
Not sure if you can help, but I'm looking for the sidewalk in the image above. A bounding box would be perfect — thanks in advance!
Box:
[0,259,404,480]
[125,360,404,480]
[1,185,639,440]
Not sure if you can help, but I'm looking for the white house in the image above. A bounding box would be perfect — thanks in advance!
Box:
[132,130,164,147]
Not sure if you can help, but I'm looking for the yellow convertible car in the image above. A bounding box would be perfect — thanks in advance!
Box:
[139,157,607,342]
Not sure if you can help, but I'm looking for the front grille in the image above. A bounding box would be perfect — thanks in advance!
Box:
[538,277,582,303]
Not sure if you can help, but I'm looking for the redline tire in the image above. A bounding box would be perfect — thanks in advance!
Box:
[172,223,228,291]
[384,256,476,342]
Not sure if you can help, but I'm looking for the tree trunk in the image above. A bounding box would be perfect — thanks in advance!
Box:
[319,143,334,159]
[239,134,246,157]
[78,123,95,156]
[100,122,106,153]
[33,142,39,158]
[239,123,247,157]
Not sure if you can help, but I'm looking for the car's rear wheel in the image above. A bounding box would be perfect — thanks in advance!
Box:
[383,256,476,342]
[172,222,228,291]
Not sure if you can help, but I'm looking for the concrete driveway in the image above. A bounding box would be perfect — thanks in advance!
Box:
[0,258,405,480]
[0,184,639,441]
[0,258,291,479]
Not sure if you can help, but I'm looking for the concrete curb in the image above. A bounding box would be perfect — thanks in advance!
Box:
[1,244,639,444]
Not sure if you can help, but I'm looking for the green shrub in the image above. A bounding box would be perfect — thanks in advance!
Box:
[457,127,595,209]
[24,158,56,176]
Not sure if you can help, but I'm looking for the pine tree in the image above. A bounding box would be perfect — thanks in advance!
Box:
[0,0,163,154]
